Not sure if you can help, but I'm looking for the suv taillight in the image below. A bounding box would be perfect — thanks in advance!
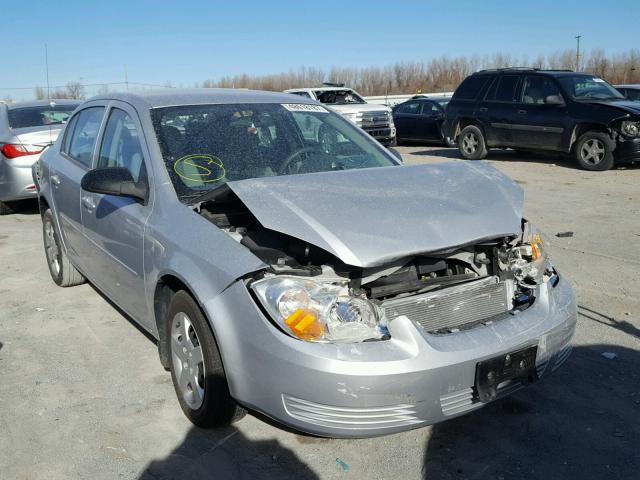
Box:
[1,143,45,159]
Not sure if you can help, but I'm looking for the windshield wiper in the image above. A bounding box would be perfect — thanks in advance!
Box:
[184,183,231,206]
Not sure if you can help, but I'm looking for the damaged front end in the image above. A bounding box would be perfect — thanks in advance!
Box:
[195,188,556,343]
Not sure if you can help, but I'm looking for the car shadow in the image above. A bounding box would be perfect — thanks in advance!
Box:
[422,343,640,480]
[6,198,39,215]
[578,305,640,340]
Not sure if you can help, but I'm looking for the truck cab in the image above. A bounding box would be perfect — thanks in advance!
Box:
[285,84,396,146]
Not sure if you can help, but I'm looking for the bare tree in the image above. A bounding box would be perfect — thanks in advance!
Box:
[65,81,86,100]
[34,86,46,100]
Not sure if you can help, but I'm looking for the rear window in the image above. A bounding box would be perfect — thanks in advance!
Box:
[453,76,490,100]
[8,103,78,129]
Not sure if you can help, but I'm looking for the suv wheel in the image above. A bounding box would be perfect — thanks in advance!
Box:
[575,131,615,171]
[167,290,245,427]
[458,125,488,160]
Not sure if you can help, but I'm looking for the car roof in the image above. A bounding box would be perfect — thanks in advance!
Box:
[471,69,588,78]
[285,87,356,93]
[5,99,81,110]
[614,84,640,89]
[87,88,317,110]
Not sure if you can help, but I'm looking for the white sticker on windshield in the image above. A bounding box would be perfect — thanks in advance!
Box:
[593,78,605,83]
[282,103,329,113]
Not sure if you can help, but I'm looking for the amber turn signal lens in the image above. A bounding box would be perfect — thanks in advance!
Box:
[284,308,324,340]
[530,234,543,260]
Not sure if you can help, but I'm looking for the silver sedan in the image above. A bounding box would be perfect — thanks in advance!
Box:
[0,100,79,214]
[35,89,576,437]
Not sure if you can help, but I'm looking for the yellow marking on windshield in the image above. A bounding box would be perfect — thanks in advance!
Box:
[173,154,226,183]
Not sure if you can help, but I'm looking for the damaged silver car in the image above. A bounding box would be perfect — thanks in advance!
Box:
[35,89,577,437]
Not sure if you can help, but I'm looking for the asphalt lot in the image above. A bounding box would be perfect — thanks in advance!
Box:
[1,146,639,480]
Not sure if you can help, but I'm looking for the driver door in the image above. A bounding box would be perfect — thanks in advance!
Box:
[80,103,153,325]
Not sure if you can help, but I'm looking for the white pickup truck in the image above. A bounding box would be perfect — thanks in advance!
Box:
[285,85,396,146]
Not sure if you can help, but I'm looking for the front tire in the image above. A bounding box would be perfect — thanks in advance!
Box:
[0,200,14,215]
[575,131,615,171]
[458,125,488,160]
[42,209,85,287]
[167,290,245,427]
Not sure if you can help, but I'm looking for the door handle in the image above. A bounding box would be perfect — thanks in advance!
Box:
[51,174,60,186]
[479,107,488,112]
[81,195,96,211]
[517,110,527,115]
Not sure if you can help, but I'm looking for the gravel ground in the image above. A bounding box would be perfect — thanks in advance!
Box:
[0,146,638,480]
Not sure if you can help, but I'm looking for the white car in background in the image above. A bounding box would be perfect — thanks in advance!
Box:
[285,84,396,146]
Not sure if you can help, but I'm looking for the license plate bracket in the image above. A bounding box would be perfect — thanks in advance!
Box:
[475,345,538,403]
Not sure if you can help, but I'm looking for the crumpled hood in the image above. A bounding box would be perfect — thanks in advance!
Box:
[587,99,640,116]
[226,162,523,268]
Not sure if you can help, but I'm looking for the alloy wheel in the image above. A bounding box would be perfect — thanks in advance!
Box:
[44,220,61,276]
[462,132,479,155]
[580,139,606,165]
[171,312,206,409]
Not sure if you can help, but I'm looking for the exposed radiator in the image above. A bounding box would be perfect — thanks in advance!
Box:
[381,276,512,334]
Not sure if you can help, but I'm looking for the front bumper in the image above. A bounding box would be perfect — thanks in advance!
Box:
[0,154,39,202]
[615,136,640,163]
[206,276,577,438]
[362,126,396,143]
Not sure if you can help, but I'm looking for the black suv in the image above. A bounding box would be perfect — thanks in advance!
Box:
[442,69,640,170]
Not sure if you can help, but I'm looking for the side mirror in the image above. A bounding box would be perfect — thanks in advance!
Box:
[388,147,403,164]
[545,95,565,106]
[81,167,147,202]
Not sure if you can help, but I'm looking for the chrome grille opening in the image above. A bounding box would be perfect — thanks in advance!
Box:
[382,276,512,334]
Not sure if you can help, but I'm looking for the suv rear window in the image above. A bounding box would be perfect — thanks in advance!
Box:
[453,76,490,100]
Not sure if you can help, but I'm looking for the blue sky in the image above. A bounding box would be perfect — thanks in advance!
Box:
[2,0,636,100]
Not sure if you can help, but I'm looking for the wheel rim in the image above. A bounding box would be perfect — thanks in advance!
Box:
[44,219,61,276]
[462,132,479,155]
[171,312,206,410]
[580,139,605,165]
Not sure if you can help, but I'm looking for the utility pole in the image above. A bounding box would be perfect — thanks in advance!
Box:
[574,35,582,72]
[124,65,129,92]
[45,44,50,100]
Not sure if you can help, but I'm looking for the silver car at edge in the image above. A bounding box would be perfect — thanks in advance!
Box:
[0,100,79,214]
[35,89,577,438]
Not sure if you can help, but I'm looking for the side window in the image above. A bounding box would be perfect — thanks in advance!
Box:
[397,102,420,114]
[97,108,146,182]
[626,89,640,101]
[521,76,562,104]
[290,91,312,99]
[453,76,490,100]
[420,102,441,115]
[489,75,520,102]
[66,107,105,167]
[61,113,79,154]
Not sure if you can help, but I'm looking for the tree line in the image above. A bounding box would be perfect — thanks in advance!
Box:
[30,48,639,100]
[202,49,640,96]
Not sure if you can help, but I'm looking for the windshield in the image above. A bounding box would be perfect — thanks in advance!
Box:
[314,90,365,105]
[558,75,624,101]
[152,103,397,202]
[8,103,78,129]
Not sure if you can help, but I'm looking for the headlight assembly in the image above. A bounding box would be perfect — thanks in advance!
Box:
[506,222,552,287]
[621,121,640,137]
[251,276,388,343]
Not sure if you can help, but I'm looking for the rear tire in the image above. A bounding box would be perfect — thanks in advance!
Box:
[0,200,14,215]
[574,131,615,171]
[42,209,85,287]
[167,290,245,427]
[458,125,488,160]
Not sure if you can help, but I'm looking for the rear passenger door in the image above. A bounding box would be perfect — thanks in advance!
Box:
[52,104,105,265]
[418,100,445,140]
[477,74,521,146]
[393,101,422,140]
[80,103,153,324]
[511,75,568,149]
